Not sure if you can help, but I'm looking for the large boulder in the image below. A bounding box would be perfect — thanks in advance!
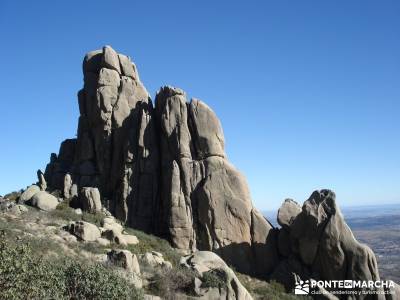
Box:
[19,185,40,203]
[140,251,172,270]
[69,221,101,241]
[180,251,253,300]
[107,249,140,274]
[79,187,102,212]
[30,191,59,211]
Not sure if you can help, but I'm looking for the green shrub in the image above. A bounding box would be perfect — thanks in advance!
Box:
[148,266,196,299]
[201,269,227,289]
[64,261,143,299]
[0,240,66,299]
[0,239,143,300]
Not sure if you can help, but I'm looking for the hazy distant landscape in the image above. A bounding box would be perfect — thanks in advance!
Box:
[265,204,400,283]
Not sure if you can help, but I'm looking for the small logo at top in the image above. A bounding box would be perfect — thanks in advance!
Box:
[295,279,310,295]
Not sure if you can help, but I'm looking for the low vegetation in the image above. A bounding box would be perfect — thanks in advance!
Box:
[236,272,307,300]
[201,269,227,289]
[147,266,196,298]
[0,235,143,300]
[124,227,181,266]
[0,197,305,300]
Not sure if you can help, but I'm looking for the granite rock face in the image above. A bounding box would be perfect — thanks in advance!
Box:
[42,46,277,277]
[45,45,158,233]
[155,86,278,275]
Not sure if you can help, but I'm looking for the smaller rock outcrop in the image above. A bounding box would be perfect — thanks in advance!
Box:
[180,251,253,300]
[272,189,385,298]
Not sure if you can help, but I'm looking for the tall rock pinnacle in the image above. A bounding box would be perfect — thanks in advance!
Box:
[44,46,279,277]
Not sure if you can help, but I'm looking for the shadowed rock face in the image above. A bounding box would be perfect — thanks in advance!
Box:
[44,46,278,277]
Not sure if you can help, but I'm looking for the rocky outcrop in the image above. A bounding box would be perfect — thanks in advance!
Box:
[271,190,385,298]
[42,45,278,277]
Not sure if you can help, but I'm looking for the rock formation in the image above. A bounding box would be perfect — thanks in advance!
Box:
[43,46,278,277]
[39,46,395,299]
[271,190,386,298]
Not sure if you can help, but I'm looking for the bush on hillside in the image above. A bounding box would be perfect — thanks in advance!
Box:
[147,266,196,298]
[0,239,143,300]
[201,269,227,289]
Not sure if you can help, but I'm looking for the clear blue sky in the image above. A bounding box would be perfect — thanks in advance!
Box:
[0,1,399,210]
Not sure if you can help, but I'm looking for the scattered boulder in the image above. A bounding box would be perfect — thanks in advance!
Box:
[140,251,172,270]
[30,191,59,211]
[79,187,101,213]
[180,251,253,300]
[19,185,40,203]
[99,217,139,245]
[107,249,142,288]
[107,249,140,274]
[101,216,123,232]
[69,221,101,241]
